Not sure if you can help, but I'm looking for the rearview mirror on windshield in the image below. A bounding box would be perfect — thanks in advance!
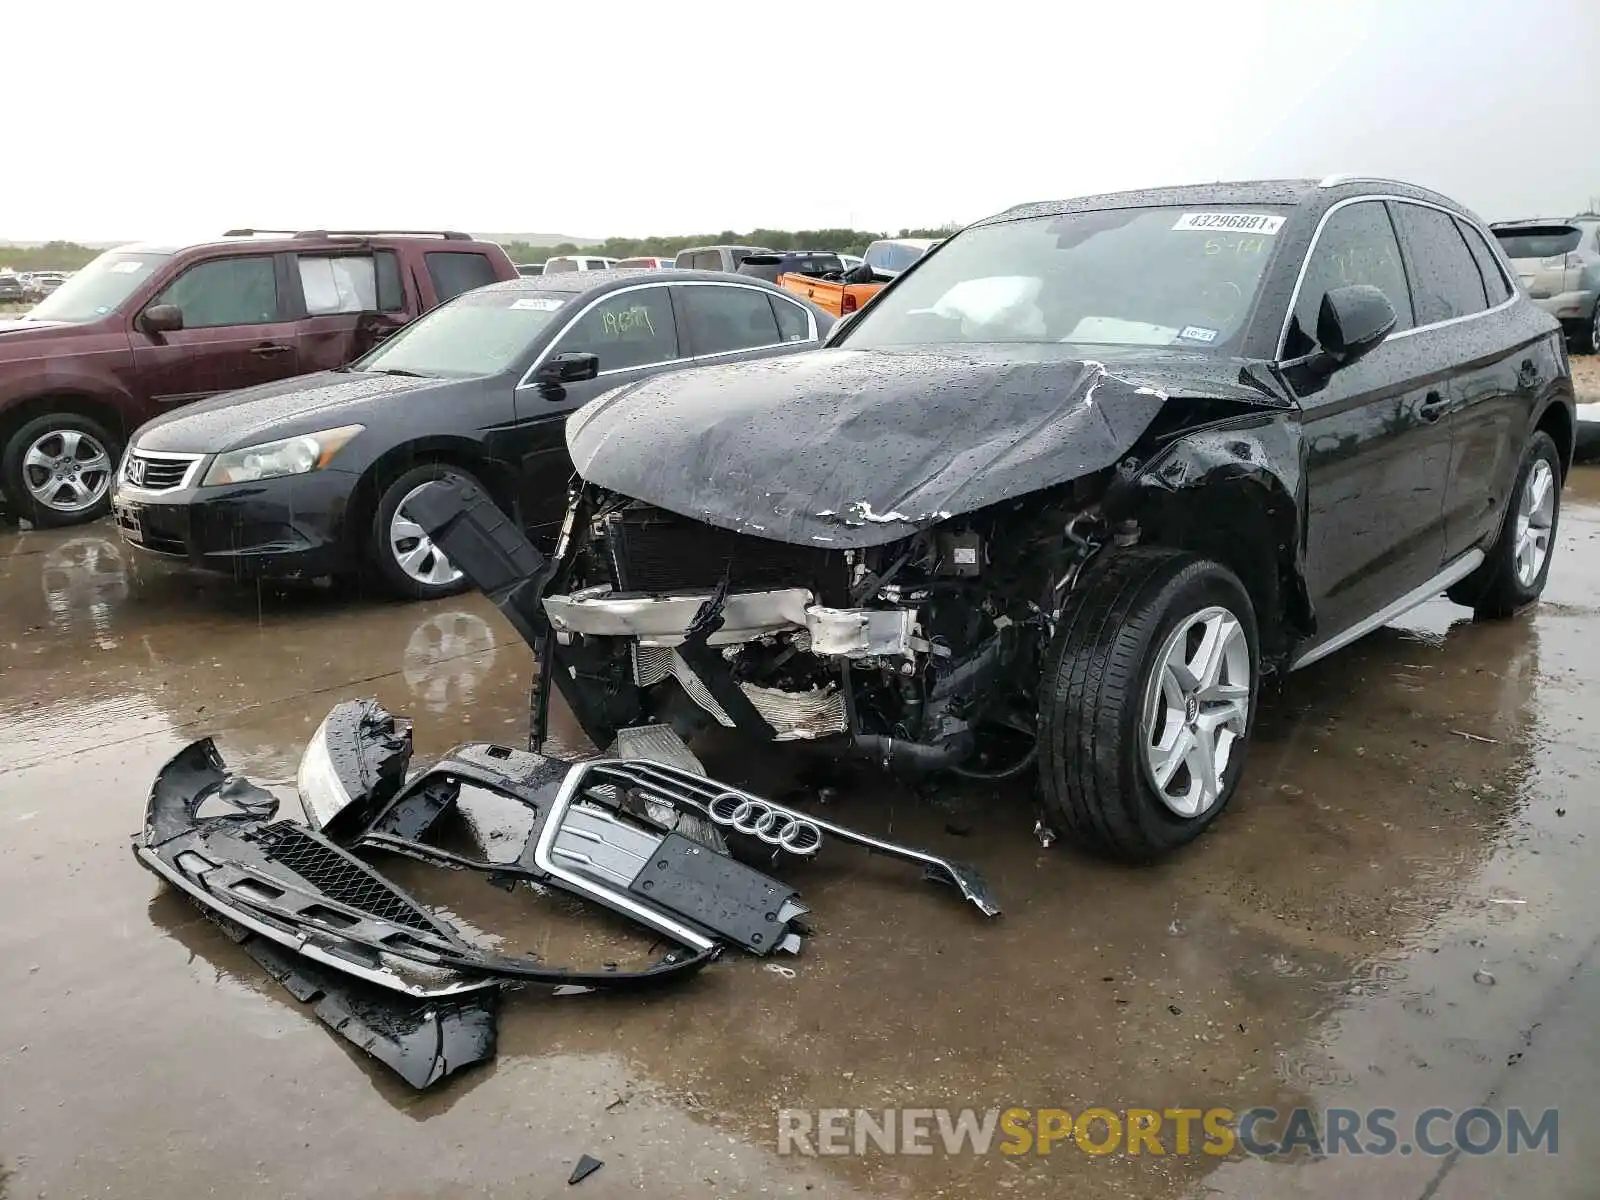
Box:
[535,352,600,388]
[140,303,184,335]
[1314,285,1396,371]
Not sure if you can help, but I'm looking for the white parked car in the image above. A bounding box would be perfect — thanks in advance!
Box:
[542,255,618,274]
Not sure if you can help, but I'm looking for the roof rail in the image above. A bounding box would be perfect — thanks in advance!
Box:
[1316,173,1405,189]
[222,228,472,240]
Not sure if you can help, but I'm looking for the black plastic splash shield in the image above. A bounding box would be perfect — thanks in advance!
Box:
[244,934,498,1090]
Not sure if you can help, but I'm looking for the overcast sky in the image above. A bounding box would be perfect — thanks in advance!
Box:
[7,0,1597,244]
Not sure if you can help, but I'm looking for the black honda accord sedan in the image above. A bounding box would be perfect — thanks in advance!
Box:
[110,270,831,598]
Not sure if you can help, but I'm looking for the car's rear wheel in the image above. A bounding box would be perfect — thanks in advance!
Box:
[369,463,480,601]
[1584,302,1600,356]
[1446,430,1561,618]
[1037,547,1259,861]
[1,412,121,529]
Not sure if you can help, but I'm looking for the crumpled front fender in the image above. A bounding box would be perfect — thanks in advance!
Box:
[1106,411,1313,659]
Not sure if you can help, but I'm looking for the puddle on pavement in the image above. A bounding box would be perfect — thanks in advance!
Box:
[3,480,1600,1199]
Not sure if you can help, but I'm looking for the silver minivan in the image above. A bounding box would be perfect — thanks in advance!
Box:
[1492,216,1600,353]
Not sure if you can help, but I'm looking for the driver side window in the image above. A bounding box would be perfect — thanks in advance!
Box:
[1286,201,1414,357]
[554,287,680,372]
[152,256,281,329]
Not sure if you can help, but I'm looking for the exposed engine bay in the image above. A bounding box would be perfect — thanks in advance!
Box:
[512,476,1122,776]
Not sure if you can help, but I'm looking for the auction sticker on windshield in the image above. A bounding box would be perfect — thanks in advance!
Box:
[1172,212,1285,235]
[511,297,564,311]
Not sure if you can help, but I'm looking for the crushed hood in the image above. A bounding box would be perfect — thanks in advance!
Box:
[567,346,1286,548]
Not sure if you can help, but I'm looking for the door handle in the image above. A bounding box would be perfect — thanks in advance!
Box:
[250,343,292,357]
[1418,391,1448,422]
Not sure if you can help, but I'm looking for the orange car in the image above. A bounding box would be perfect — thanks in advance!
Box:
[777,237,939,317]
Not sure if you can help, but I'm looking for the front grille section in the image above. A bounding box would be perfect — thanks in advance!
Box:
[252,821,436,932]
[126,452,196,492]
[601,504,849,604]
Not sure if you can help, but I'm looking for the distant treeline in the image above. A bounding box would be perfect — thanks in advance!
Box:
[501,226,962,264]
[1,225,965,274]
[0,241,103,272]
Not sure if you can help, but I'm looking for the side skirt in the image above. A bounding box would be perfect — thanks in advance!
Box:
[1290,549,1485,671]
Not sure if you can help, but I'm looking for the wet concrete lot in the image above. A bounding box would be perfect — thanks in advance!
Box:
[4,466,1600,1199]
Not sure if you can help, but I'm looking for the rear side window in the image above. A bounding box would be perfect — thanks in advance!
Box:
[798,255,842,276]
[770,295,812,342]
[544,258,578,274]
[1390,203,1487,324]
[152,256,281,328]
[297,253,378,315]
[1287,200,1414,356]
[680,284,781,355]
[584,259,609,270]
[425,251,498,301]
[555,286,679,371]
[1455,219,1512,306]
[375,250,403,311]
[1492,226,1581,260]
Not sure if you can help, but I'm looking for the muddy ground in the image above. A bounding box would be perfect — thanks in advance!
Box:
[3,406,1600,1198]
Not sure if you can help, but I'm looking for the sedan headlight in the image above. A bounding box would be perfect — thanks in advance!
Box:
[202,424,364,486]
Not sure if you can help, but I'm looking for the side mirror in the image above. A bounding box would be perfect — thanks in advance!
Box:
[140,303,184,335]
[1314,285,1396,372]
[535,351,600,387]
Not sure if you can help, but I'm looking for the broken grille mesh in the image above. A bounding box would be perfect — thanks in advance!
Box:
[254,822,436,932]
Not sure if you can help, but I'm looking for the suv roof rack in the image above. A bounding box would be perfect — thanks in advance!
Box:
[222,228,473,240]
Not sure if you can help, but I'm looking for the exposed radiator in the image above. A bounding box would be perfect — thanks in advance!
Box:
[601,505,850,603]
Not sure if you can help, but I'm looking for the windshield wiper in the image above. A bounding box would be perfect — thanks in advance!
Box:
[368,367,433,378]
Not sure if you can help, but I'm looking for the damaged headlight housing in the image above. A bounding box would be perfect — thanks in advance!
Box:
[296,709,354,832]
[202,424,364,486]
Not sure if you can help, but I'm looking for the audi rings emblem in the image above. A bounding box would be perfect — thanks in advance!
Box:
[708,791,823,856]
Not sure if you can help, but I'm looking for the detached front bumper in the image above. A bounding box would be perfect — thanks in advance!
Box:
[110,465,355,580]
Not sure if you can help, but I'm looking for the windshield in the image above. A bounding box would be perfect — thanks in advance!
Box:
[353,290,570,378]
[845,207,1291,352]
[26,250,169,322]
[863,241,931,275]
[1493,226,1581,260]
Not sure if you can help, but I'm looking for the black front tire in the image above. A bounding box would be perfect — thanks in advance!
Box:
[1446,430,1561,618]
[1037,547,1260,861]
[1,412,122,529]
[368,463,482,601]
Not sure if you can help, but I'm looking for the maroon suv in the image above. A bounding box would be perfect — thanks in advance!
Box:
[0,229,518,527]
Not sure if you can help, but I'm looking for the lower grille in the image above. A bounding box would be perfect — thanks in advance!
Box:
[602,505,848,602]
[252,821,436,932]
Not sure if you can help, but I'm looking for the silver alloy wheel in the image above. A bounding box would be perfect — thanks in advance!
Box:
[20,428,113,513]
[1592,304,1600,355]
[1140,605,1252,818]
[1513,457,1556,589]
[389,482,464,588]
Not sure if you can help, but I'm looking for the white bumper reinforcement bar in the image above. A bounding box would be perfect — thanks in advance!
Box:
[542,586,918,658]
